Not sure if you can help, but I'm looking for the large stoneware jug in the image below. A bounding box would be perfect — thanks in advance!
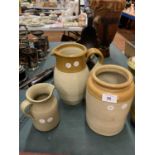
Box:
[51,43,103,105]
[86,65,134,136]
[20,83,60,132]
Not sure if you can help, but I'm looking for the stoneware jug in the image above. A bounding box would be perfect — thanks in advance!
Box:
[20,83,60,132]
[51,43,103,105]
[86,64,135,136]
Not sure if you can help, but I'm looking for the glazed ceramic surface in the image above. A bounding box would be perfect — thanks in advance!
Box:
[86,64,135,136]
[20,83,60,132]
[51,43,103,105]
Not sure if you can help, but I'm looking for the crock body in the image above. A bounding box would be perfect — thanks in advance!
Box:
[86,65,135,136]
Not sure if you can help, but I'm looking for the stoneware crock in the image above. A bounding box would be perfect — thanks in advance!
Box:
[51,42,104,105]
[20,83,60,132]
[86,64,135,136]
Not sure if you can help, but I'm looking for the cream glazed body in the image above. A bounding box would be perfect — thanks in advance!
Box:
[86,90,133,136]
[54,66,89,105]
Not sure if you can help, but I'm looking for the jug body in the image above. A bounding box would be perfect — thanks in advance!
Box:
[54,64,89,105]
[21,83,60,132]
[86,65,135,136]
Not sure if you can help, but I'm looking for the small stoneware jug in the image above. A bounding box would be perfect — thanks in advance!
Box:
[51,43,104,105]
[20,83,60,132]
[86,64,135,136]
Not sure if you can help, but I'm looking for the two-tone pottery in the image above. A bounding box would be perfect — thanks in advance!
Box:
[51,43,104,105]
[86,64,135,136]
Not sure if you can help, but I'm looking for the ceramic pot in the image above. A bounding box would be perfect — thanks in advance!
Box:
[51,43,104,105]
[90,0,126,57]
[86,64,135,136]
[20,83,60,132]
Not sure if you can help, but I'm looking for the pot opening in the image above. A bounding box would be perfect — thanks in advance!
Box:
[97,71,127,84]
[93,65,133,89]
[60,47,83,57]
[33,93,49,101]
[27,84,54,103]
[53,43,87,57]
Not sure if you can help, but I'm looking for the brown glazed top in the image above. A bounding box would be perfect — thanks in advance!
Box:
[87,64,135,102]
[52,43,88,73]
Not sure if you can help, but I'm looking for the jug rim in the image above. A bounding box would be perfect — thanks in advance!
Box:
[92,64,133,89]
[52,42,87,58]
[26,83,54,103]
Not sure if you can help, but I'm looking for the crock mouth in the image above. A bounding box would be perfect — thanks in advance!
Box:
[92,65,133,89]
[51,43,87,58]
[26,83,54,103]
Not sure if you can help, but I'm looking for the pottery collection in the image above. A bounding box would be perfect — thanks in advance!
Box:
[20,43,135,136]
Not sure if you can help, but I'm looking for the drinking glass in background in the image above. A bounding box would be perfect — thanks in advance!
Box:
[19,43,29,67]
[33,36,49,62]
[21,47,39,70]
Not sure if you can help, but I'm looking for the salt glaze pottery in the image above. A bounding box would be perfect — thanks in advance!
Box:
[86,64,134,136]
[20,83,60,132]
[51,43,104,105]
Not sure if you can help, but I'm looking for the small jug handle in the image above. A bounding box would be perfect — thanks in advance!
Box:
[20,100,33,118]
[86,48,104,64]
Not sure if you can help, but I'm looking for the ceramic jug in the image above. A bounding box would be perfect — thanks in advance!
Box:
[20,83,60,132]
[86,65,135,136]
[51,43,104,105]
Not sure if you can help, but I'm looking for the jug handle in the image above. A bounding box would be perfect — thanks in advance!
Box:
[20,100,33,118]
[86,48,104,64]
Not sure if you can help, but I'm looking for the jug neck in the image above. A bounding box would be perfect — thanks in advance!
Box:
[55,55,87,73]
[51,43,88,73]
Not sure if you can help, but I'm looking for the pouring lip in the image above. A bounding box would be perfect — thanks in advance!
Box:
[26,83,55,103]
[51,42,87,58]
[92,64,133,89]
